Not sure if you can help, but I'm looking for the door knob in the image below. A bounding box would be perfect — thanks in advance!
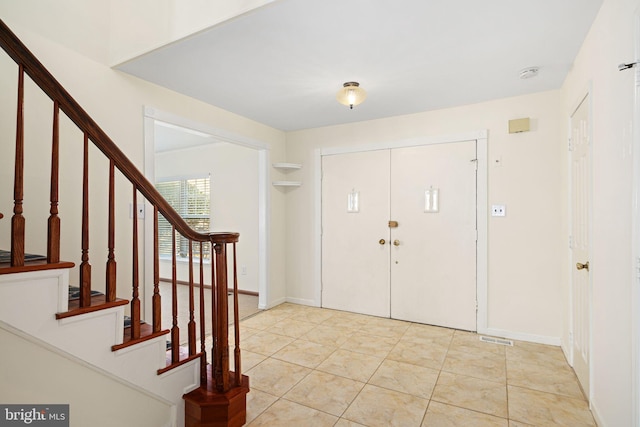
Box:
[576,261,589,271]
[379,239,386,245]
[393,240,400,246]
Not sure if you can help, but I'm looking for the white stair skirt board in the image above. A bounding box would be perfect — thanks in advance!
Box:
[0,269,200,427]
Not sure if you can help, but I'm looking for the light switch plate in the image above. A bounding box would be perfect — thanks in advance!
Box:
[491,205,506,217]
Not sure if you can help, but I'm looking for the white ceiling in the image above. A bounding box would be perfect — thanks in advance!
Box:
[117,0,603,132]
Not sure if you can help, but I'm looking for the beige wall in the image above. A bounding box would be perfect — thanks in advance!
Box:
[561,0,637,424]
[109,0,275,65]
[156,142,260,293]
[285,90,566,343]
[0,0,275,66]
[2,0,638,424]
[0,0,111,64]
[0,326,174,427]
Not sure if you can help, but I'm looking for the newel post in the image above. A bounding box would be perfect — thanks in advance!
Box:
[212,234,234,392]
[183,232,249,427]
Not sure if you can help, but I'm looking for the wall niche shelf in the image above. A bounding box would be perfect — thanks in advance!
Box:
[272,162,302,171]
[272,180,302,187]
[272,162,302,188]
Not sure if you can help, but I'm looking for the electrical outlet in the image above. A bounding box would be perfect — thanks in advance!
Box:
[491,205,506,217]
[129,203,145,219]
[241,265,247,275]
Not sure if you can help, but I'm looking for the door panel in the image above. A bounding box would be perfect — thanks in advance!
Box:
[571,95,590,394]
[321,150,391,317]
[390,142,477,330]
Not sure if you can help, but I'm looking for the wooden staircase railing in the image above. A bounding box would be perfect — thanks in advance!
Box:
[0,19,248,426]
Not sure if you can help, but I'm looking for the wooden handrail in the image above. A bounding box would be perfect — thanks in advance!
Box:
[0,19,207,244]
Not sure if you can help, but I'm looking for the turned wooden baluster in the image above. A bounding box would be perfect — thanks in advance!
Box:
[47,100,60,264]
[232,242,241,385]
[213,240,230,392]
[105,159,116,302]
[79,133,92,307]
[210,246,218,383]
[152,207,161,333]
[11,64,25,267]
[171,226,180,363]
[199,241,207,386]
[188,240,196,356]
[130,186,141,339]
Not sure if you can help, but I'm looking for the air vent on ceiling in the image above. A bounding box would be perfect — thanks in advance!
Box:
[479,336,514,346]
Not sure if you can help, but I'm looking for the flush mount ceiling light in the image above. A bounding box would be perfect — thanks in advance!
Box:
[519,67,540,79]
[336,82,367,109]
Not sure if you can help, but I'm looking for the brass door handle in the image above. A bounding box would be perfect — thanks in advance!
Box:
[393,240,400,246]
[379,239,386,245]
[576,261,589,271]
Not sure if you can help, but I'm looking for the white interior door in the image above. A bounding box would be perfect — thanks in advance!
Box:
[390,142,477,330]
[321,150,391,317]
[570,95,591,394]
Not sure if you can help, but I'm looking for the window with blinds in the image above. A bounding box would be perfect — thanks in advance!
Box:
[156,176,211,260]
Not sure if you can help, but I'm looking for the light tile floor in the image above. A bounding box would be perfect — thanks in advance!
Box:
[235,303,596,426]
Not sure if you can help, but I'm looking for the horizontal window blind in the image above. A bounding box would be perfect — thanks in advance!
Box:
[156,176,211,260]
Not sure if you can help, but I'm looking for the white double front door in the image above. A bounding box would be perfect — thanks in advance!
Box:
[321,141,478,331]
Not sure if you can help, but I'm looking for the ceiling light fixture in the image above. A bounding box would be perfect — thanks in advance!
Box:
[336,82,367,109]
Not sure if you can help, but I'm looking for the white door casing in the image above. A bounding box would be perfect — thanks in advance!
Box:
[142,107,271,313]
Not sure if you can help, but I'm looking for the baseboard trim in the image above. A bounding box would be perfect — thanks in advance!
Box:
[285,297,319,307]
[159,278,258,296]
[590,398,605,427]
[480,327,561,346]
[260,296,286,310]
[560,339,573,367]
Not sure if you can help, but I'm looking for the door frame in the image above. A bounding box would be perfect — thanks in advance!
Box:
[632,8,640,425]
[567,88,594,402]
[313,130,488,332]
[142,107,271,313]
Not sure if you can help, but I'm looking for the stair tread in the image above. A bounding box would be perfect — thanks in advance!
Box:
[112,326,169,351]
[0,260,75,275]
[56,294,129,319]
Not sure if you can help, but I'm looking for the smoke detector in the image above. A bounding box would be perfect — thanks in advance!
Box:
[519,67,540,79]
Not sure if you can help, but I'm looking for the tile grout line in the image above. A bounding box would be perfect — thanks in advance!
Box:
[243,304,595,426]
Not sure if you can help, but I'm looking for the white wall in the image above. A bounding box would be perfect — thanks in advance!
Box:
[0,14,287,311]
[0,326,174,427]
[285,90,566,343]
[155,142,260,293]
[561,0,637,424]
